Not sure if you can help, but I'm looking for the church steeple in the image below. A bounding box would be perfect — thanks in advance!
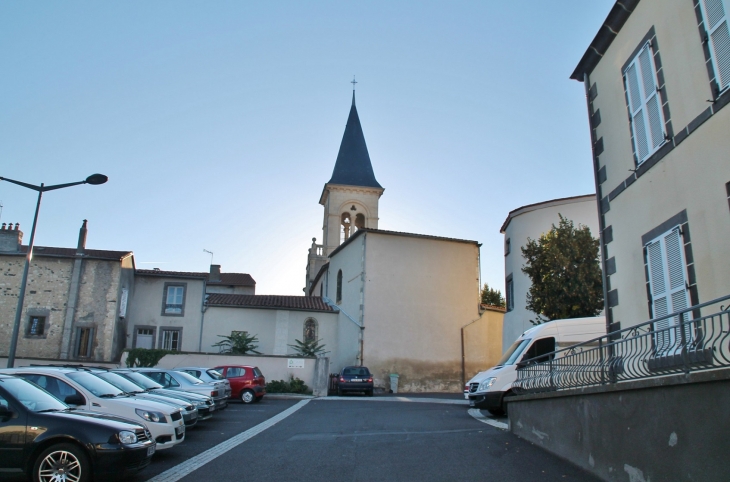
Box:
[327,90,382,189]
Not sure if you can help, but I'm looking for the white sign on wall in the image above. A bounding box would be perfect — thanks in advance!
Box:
[119,288,128,318]
[287,359,305,369]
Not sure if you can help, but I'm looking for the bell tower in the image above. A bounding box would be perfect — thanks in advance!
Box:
[306,88,384,293]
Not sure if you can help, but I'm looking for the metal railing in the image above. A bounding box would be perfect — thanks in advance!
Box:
[514,294,730,394]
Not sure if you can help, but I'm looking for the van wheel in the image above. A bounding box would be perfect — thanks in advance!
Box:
[33,443,90,482]
[241,389,255,404]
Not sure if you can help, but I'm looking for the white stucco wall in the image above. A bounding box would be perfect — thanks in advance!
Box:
[350,231,482,392]
[501,196,600,349]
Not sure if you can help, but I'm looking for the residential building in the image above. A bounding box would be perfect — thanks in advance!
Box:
[0,220,133,362]
[500,195,600,348]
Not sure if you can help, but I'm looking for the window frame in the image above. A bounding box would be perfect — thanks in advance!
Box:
[159,327,182,351]
[162,282,187,316]
[505,274,514,312]
[699,0,730,95]
[132,325,157,349]
[336,270,343,304]
[74,326,95,359]
[25,310,49,339]
[303,318,318,343]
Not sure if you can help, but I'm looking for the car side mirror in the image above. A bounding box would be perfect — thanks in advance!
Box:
[64,394,86,406]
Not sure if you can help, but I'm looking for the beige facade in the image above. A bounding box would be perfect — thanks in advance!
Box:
[500,195,600,348]
[573,0,730,329]
[315,229,491,391]
[463,305,505,382]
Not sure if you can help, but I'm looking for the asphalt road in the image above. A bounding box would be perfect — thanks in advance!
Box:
[123,395,599,482]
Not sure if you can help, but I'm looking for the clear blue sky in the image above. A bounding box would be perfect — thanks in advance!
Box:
[1,1,614,296]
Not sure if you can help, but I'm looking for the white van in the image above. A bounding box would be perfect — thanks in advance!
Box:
[466,316,605,414]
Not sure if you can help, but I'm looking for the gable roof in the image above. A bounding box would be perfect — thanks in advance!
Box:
[328,228,480,258]
[326,92,382,189]
[570,0,640,81]
[206,294,336,312]
[136,269,256,286]
[4,245,133,262]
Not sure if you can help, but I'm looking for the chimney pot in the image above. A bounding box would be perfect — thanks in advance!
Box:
[77,219,88,252]
[14,223,19,230]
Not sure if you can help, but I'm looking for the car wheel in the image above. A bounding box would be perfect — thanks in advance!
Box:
[33,442,90,482]
[240,389,255,404]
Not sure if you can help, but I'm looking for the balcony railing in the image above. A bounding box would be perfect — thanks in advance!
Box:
[514,294,730,394]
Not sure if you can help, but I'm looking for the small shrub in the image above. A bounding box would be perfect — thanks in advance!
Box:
[265,375,310,394]
[125,348,174,368]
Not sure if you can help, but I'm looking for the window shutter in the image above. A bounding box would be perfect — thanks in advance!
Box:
[701,0,730,91]
[645,228,691,354]
[624,43,665,163]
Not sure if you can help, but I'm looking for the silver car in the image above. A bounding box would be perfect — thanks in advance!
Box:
[177,367,232,399]
[133,368,228,410]
[113,369,215,420]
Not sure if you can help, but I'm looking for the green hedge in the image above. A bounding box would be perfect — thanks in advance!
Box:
[125,348,175,367]
[266,375,309,394]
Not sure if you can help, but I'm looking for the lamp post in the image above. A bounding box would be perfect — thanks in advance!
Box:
[0,174,108,368]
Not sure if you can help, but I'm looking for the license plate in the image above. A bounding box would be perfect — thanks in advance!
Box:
[352,378,362,382]
[209,405,215,412]
[175,426,184,436]
[147,445,156,456]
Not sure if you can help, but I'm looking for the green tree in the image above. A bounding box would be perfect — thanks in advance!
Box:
[480,283,506,307]
[288,338,328,357]
[212,331,261,354]
[521,214,603,324]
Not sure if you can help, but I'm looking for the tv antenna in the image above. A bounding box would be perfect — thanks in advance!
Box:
[203,249,214,265]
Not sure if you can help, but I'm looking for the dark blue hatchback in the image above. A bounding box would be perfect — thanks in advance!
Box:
[337,366,374,396]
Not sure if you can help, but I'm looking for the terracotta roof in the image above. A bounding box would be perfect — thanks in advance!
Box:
[328,228,480,258]
[206,294,335,312]
[135,269,255,286]
[11,246,133,261]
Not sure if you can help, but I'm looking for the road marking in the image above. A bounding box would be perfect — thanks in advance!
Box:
[468,408,509,430]
[146,399,310,482]
[319,396,468,406]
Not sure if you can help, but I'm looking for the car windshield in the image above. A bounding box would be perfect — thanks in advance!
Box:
[116,371,163,389]
[93,372,145,393]
[206,369,223,380]
[496,339,532,366]
[0,377,68,412]
[66,372,124,397]
[173,371,204,385]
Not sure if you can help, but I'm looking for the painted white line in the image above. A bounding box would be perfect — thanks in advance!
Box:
[146,399,310,482]
[318,396,468,406]
[468,408,509,430]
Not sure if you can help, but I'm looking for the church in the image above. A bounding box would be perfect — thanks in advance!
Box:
[0,91,504,392]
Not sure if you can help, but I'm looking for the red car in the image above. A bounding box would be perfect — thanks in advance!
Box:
[213,365,266,404]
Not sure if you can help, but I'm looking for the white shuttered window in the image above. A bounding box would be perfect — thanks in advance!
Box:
[645,228,692,355]
[624,42,666,164]
[700,0,730,92]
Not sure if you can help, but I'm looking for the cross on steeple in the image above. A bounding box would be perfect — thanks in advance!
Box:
[351,76,357,91]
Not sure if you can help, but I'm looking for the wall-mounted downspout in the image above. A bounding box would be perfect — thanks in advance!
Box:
[460,316,481,388]
[359,233,367,366]
[198,279,208,353]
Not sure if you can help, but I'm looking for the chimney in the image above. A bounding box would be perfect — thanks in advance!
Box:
[0,223,23,252]
[209,264,221,282]
[77,219,88,252]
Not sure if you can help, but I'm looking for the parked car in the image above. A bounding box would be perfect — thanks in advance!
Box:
[0,374,156,481]
[467,316,605,415]
[213,365,266,404]
[112,369,215,420]
[133,368,228,410]
[91,370,199,428]
[337,366,374,396]
[178,367,232,398]
[0,367,186,450]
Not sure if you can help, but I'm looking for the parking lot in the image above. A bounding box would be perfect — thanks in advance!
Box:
[110,394,598,482]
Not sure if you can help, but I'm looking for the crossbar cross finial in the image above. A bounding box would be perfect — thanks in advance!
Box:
[351,75,357,90]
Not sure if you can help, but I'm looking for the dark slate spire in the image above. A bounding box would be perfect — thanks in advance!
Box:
[327,92,382,189]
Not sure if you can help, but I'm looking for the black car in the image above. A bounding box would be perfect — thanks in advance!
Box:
[337,366,374,396]
[0,374,155,481]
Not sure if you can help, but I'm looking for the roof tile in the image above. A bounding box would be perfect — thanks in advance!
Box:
[206,294,335,312]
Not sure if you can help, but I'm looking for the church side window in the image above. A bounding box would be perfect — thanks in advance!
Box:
[304,318,318,343]
[336,270,343,304]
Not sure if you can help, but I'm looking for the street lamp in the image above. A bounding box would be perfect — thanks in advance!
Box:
[0,173,108,368]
